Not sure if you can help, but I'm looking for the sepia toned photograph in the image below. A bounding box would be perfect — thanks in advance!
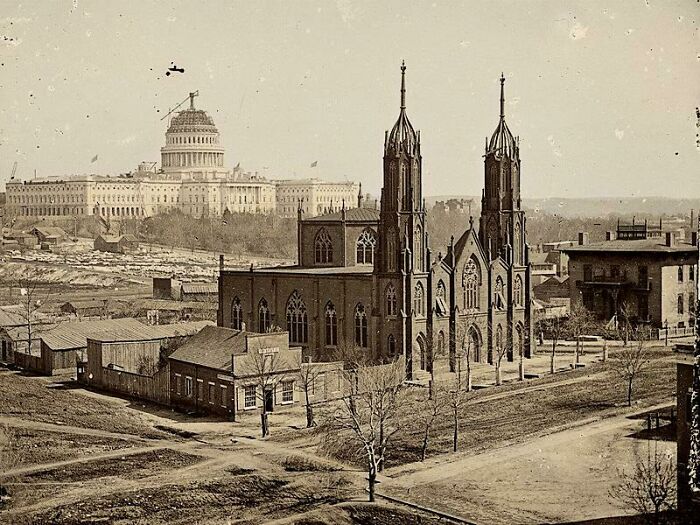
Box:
[0,1,698,524]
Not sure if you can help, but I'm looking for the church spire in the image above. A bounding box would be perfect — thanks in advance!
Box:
[499,73,505,119]
[400,60,406,109]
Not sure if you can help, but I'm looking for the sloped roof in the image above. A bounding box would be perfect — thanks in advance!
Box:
[31,226,66,238]
[61,299,109,310]
[305,208,380,223]
[148,321,214,339]
[169,325,249,370]
[136,299,218,311]
[42,318,157,350]
[181,282,218,294]
[96,234,138,244]
[0,306,51,328]
[562,238,697,254]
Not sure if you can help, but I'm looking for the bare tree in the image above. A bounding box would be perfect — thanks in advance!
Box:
[447,374,470,453]
[567,302,594,366]
[609,441,676,524]
[415,384,444,461]
[239,340,293,438]
[494,340,510,387]
[609,330,652,407]
[322,358,405,502]
[542,315,563,374]
[454,311,478,392]
[16,279,51,356]
[297,355,324,428]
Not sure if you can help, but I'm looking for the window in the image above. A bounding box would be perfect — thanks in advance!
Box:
[386,284,397,316]
[413,282,424,316]
[583,264,593,282]
[325,302,337,346]
[678,266,684,282]
[610,265,620,279]
[175,373,182,396]
[258,298,271,333]
[638,265,648,287]
[281,381,294,403]
[220,385,228,408]
[678,294,684,315]
[208,382,215,404]
[387,334,396,356]
[197,379,204,401]
[689,293,695,315]
[494,276,505,310]
[638,295,649,320]
[463,258,480,310]
[286,291,308,344]
[354,303,368,348]
[514,275,523,307]
[691,266,695,281]
[185,376,193,397]
[435,280,447,316]
[231,297,242,330]
[356,228,377,264]
[314,228,333,264]
[244,385,256,409]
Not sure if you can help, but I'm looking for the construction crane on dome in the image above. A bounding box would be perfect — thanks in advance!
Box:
[160,91,199,123]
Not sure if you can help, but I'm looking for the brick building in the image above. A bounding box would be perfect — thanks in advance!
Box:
[218,65,533,379]
[562,231,698,328]
[676,356,700,513]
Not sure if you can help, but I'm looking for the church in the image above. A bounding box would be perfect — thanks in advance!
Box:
[218,63,533,379]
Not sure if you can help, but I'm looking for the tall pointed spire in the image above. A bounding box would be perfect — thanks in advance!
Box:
[400,60,407,109]
[499,73,505,119]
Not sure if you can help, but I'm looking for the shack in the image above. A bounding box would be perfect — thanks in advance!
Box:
[60,299,109,319]
[180,282,218,303]
[169,326,302,417]
[30,226,67,245]
[94,234,139,254]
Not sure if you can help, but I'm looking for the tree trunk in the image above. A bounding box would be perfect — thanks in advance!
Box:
[421,425,429,461]
[428,377,433,400]
[305,404,314,428]
[550,345,555,374]
[453,409,458,452]
[518,355,525,381]
[378,421,385,472]
[260,411,269,437]
[466,368,472,392]
[575,336,580,364]
[627,378,633,407]
[495,363,502,386]
[602,341,608,362]
[368,461,377,502]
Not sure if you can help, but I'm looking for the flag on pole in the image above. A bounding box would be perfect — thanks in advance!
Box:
[310,161,317,168]
[91,154,99,163]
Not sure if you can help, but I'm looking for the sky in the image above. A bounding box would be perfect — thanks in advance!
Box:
[0,0,697,199]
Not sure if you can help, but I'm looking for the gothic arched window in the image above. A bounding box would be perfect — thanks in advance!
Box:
[494,276,505,310]
[325,301,337,347]
[386,227,397,272]
[354,304,368,348]
[258,298,271,333]
[514,275,523,307]
[413,282,424,316]
[314,228,333,264]
[436,280,447,316]
[231,296,242,330]
[463,258,480,310]
[386,284,397,316]
[286,291,308,344]
[356,228,377,265]
[496,324,503,351]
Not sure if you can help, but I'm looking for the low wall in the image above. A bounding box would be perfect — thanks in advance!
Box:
[95,366,170,405]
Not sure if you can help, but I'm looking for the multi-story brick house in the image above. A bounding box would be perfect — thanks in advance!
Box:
[218,64,533,379]
[563,231,698,328]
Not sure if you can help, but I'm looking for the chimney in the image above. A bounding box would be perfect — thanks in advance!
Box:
[605,231,615,241]
[578,232,589,246]
[665,231,675,247]
[692,231,698,247]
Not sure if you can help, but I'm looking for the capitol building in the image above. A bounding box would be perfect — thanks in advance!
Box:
[5,93,358,220]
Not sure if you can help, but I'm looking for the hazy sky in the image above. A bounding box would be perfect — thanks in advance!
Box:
[0,1,697,198]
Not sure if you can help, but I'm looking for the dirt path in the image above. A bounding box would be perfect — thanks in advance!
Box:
[383,401,672,487]
[0,416,153,442]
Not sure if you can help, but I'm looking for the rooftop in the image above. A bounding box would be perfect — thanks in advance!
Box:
[304,207,380,223]
[222,265,374,276]
[42,318,161,350]
[168,325,250,370]
[181,282,218,294]
[562,238,698,254]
